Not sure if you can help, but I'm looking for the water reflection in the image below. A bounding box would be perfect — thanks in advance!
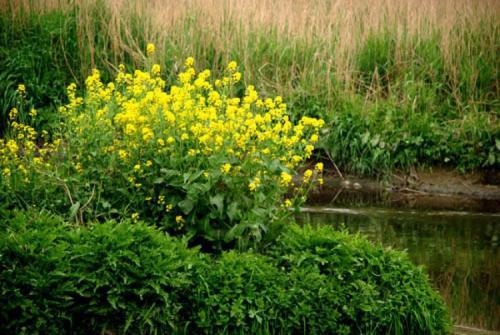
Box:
[296,208,500,330]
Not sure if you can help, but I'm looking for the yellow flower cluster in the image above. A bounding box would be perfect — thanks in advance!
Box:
[1,47,325,233]
[0,111,48,183]
[61,55,323,187]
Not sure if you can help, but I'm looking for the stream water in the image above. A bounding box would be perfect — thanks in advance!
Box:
[296,204,500,330]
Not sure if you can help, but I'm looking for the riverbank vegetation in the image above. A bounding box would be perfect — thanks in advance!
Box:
[0,42,451,333]
[0,211,450,334]
[0,0,493,332]
[1,0,498,175]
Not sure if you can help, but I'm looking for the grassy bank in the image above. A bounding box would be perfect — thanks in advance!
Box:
[1,0,499,174]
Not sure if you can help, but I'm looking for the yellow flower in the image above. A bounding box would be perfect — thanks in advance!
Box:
[221,163,231,174]
[118,150,128,160]
[17,84,26,94]
[185,57,195,68]
[315,162,324,172]
[303,169,313,183]
[131,213,140,221]
[232,72,241,82]
[151,64,161,76]
[146,43,155,56]
[142,127,154,141]
[17,57,327,229]
[227,61,237,71]
[6,140,18,154]
[8,108,18,120]
[283,199,292,208]
[305,145,314,156]
[280,172,293,186]
[249,177,261,191]
[2,167,11,177]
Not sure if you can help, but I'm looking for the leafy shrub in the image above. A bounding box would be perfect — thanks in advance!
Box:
[0,47,324,248]
[0,213,450,334]
[266,225,451,334]
[189,225,451,334]
[190,251,289,334]
[189,251,352,334]
[0,212,203,334]
[0,212,70,334]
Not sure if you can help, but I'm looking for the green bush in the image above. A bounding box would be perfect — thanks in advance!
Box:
[0,212,203,334]
[189,251,350,334]
[266,225,451,334]
[0,212,450,334]
[190,251,289,334]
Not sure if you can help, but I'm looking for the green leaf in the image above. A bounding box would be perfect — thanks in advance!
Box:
[183,170,204,185]
[160,168,178,178]
[209,194,224,215]
[69,202,80,218]
[178,199,194,214]
[227,202,240,222]
[100,200,111,209]
[153,177,164,184]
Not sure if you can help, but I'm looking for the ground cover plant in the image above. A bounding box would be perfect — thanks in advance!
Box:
[0,211,450,334]
[1,0,498,175]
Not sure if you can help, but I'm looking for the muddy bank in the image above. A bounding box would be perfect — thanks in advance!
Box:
[306,167,500,213]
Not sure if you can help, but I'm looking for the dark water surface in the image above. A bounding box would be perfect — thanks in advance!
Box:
[296,207,500,330]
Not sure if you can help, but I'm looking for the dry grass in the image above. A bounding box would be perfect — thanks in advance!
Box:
[4,0,498,71]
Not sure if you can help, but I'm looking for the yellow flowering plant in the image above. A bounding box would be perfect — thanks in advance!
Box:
[0,45,324,247]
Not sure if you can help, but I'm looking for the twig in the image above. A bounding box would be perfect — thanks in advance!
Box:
[78,185,95,225]
[399,187,428,195]
[325,151,344,180]
[329,187,344,204]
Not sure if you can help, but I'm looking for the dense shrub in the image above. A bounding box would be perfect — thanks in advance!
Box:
[189,252,351,334]
[190,251,289,334]
[0,212,450,334]
[0,212,203,334]
[0,50,324,248]
[266,225,451,334]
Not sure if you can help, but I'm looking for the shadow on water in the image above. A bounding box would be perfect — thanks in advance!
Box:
[296,207,500,330]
